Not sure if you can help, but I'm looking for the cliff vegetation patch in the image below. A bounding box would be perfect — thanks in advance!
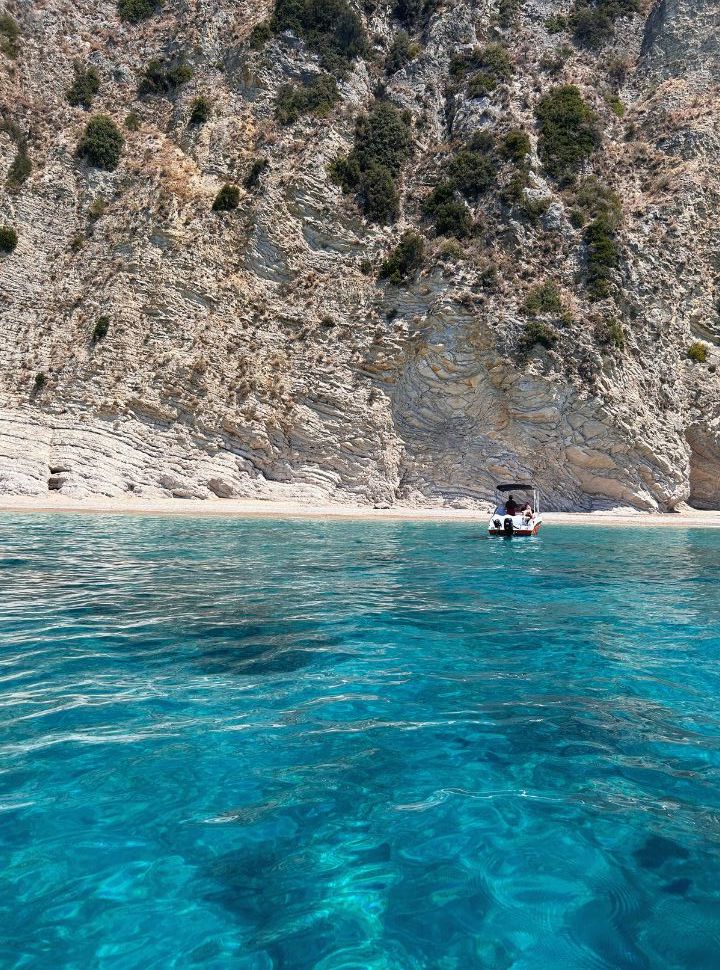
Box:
[67,63,101,109]
[276,74,339,124]
[535,85,600,183]
[270,0,368,72]
[77,116,124,171]
[117,0,161,24]
[332,100,413,222]
[379,231,425,285]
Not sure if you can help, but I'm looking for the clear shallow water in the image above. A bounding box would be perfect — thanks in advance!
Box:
[1,516,720,970]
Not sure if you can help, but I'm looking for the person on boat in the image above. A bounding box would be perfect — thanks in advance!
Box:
[505,495,518,516]
[521,502,534,521]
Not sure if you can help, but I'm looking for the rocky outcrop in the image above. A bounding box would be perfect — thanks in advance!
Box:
[0,0,718,511]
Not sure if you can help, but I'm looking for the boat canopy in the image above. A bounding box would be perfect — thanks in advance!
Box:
[497,483,534,492]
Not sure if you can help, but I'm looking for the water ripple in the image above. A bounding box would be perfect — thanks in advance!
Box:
[1,515,720,968]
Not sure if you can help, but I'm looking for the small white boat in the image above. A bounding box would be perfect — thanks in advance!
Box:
[488,483,543,537]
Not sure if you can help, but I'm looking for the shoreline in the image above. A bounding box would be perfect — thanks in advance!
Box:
[1,494,720,527]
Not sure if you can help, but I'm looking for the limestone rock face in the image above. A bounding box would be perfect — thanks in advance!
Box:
[0,0,718,510]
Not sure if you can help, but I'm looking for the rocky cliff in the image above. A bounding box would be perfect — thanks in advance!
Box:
[0,0,718,510]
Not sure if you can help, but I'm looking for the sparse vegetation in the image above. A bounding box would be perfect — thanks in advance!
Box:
[245,157,269,189]
[570,0,640,50]
[393,0,438,29]
[117,0,161,23]
[276,73,338,124]
[67,63,101,108]
[270,0,368,73]
[386,31,419,75]
[0,225,18,253]
[687,342,708,364]
[572,177,621,227]
[545,14,568,34]
[447,133,496,200]
[331,101,412,223]
[452,44,513,98]
[605,93,625,117]
[189,96,211,125]
[0,13,19,58]
[124,111,141,130]
[423,182,472,239]
[438,239,465,262]
[379,230,425,285]
[497,0,520,28]
[92,316,110,343]
[139,59,193,96]
[249,20,272,50]
[34,372,46,392]
[535,85,600,183]
[596,316,625,349]
[500,128,531,164]
[212,184,240,211]
[519,321,557,350]
[584,216,620,299]
[7,149,31,188]
[88,197,107,221]
[77,115,124,171]
[523,281,563,317]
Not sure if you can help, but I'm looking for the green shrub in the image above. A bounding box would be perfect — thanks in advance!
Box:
[249,20,272,49]
[360,164,400,223]
[386,31,418,75]
[212,185,240,211]
[584,215,620,299]
[67,63,101,108]
[605,93,625,117]
[34,372,46,392]
[535,85,600,183]
[139,59,193,96]
[0,13,19,57]
[454,44,512,98]
[88,196,107,221]
[77,115,124,171]
[124,111,141,130]
[423,181,472,238]
[573,177,621,227]
[351,102,413,177]
[596,316,625,349]
[500,127,531,164]
[448,133,496,200]
[189,96,211,125]
[570,0,640,50]
[545,14,568,34]
[393,0,438,28]
[497,0,520,28]
[378,230,425,284]
[245,157,269,189]
[438,239,465,262]
[687,342,708,364]
[276,73,338,124]
[7,149,31,188]
[519,320,556,350]
[270,0,368,73]
[332,101,412,223]
[0,225,18,253]
[523,281,563,317]
[117,0,160,23]
[92,316,110,342]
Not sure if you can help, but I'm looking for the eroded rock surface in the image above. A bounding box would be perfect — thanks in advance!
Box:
[0,0,718,510]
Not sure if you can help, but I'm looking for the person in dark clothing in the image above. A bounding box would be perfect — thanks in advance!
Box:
[505,495,518,516]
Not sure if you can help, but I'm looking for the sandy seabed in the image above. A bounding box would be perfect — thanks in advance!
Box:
[1,494,719,528]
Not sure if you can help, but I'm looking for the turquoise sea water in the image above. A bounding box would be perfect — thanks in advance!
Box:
[1,515,720,969]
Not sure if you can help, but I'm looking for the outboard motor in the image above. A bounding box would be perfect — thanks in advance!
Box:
[493,517,502,529]
[503,516,514,536]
